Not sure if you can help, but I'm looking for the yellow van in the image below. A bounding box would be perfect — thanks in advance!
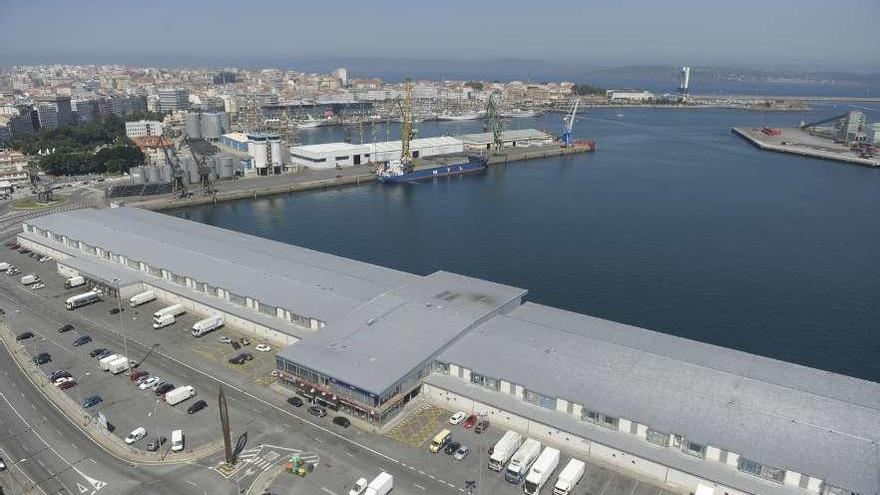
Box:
[429,429,451,453]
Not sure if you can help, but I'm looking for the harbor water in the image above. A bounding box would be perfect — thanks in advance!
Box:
[170,106,880,382]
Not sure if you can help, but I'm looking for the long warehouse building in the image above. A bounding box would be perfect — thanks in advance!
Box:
[17,207,880,495]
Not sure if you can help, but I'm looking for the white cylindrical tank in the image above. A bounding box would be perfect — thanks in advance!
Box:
[129,166,145,184]
[184,113,201,140]
[201,113,222,140]
[145,166,160,183]
[218,156,235,179]
[251,141,268,170]
[270,140,282,167]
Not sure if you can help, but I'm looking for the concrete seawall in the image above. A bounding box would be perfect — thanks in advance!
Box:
[732,127,879,168]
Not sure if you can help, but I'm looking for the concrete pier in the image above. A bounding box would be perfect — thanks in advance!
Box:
[732,127,879,168]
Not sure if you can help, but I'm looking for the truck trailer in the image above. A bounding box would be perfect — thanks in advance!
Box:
[523,447,560,494]
[152,304,186,329]
[65,290,102,310]
[553,458,586,495]
[191,315,223,337]
[165,385,196,405]
[99,354,121,371]
[489,430,523,471]
[129,290,156,307]
[64,276,86,289]
[505,438,542,484]
[108,356,131,375]
[20,274,37,285]
[365,472,393,495]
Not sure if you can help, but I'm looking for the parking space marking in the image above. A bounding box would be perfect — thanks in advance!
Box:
[414,483,426,490]
[320,487,339,495]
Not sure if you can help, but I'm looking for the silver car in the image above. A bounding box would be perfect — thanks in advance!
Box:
[453,445,470,461]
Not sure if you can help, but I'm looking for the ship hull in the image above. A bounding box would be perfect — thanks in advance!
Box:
[378,161,486,183]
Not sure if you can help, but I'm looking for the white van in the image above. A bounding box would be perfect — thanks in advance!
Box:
[129,290,156,307]
[171,429,184,452]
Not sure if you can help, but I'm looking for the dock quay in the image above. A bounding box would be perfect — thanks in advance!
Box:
[478,142,595,165]
[732,127,879,168]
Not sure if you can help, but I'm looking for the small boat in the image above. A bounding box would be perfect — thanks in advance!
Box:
[296,114,322,128]
[437,112,483,121]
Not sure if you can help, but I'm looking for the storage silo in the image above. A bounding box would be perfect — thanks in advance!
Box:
[145,165,161,183]
[129,166,145,184]
[201,113,222,141]
[270,140,282,172]
[218,156,235,179]
[161,163,173,183]
[251,141,269,175]
[184,112,202,140]
[219,112,231,133]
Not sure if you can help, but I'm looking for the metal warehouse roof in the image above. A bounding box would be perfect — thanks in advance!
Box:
[439,302,880,495]
[291,142,370,155]
[458,128,552,145]
[25,207,416,325]
[366,136,463,154]
[278,271,525,395]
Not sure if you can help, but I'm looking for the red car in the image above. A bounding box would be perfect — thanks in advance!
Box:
[463,414,477,429]
[129,370,149,382]
[58,379,77,390]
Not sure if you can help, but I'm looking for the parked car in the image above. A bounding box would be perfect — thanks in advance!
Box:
[49,370,71,382]
[154,383,174,395]
[135,375,152,386]
[139,377,160,390]
[217,336,232,344]
[308,406,327,418]
[83,395,103,408]
[463,414,477,429]
[129,370,149,382]
[31,283,45,290]
[146,437,166,452]
[332,416,351,428]
[187,400,207,414]
[38,255,51,263]
[73,335,92,347]
[58,379,77,390]
[230,341,241,350]
[228,355,246,365]
[33,352,51,365]
[89,347,107,358]
[124,427,147,445]
[448,412,466,425]
[16,331,34,341]
[109,307,123,315]
[53,376,74,386]
[58,324,74,333]
[241,352,253,361]
[453,445,470,461]
[255,343,272,352]
[94,349,112,359]
[286,396,303,407]
[239,337,251,346]
[0,457,6,471]
[474,419,490,434]
[444,441,461,455]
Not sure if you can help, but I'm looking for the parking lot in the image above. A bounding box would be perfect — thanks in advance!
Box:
[1,243,685,495]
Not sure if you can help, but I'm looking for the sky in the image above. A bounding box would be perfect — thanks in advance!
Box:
[2,0,878,74]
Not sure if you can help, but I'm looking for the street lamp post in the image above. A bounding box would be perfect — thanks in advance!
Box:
[112,278,130,377]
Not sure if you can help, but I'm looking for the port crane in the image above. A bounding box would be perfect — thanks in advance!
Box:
[161,144,188,198]
[561,98,580,147]
[798,113,848,131]
[484,92,504,154]
[399,78,414,167]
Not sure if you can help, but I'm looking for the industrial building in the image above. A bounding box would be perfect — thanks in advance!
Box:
[458,129,554,152]
[606,90,655,102]
[125,120,164,139]
[16,207,880,495]
[289,136,464,170]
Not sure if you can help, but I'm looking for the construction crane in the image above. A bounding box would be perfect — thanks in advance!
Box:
[484,92,504,154]
[399,78,414,166]
[561,98,580,147]
[161,144,188,198]
[189,147,215,196]
[799,113,848,130]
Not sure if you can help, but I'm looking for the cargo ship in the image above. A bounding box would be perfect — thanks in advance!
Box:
[376,158,486,183]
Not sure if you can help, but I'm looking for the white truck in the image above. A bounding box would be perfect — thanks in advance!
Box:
[20,274,37,285]
[165,385,196,405]
[64,275,86,289]
[128,290,156,307]
[152,304,186,329]
[364,472,393,495]
[108,356,131,375]
[99,354,121,371]
[171,429,184,452]
[191,315,223,337]
[505,438,542,484]
[65,290,102,310]
[553,458,586,495]
[348,478,368,495]
[0,262,9,272]
[523,447,560,495]
[488,430,523,471]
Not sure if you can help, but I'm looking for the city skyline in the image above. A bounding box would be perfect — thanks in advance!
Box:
[2,0,879,72]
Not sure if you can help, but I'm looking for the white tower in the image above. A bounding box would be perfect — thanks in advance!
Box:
[679,66,691,97]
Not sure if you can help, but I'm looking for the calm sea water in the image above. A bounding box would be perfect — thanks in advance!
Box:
[171,105,880,382]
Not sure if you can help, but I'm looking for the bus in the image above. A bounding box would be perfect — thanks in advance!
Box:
[429,429,451,454]
[65,290,102,310]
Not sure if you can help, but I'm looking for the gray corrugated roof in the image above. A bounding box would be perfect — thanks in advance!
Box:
[439,302,880,495]
[278,271,525,395]
[25,207,416,323]
[459,129,552,145]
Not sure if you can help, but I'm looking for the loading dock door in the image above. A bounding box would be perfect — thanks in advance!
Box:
[354,155,361,165]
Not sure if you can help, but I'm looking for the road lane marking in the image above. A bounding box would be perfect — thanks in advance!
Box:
[320,488,339,495]
[414,484,426,490]
[185,480,197,486]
